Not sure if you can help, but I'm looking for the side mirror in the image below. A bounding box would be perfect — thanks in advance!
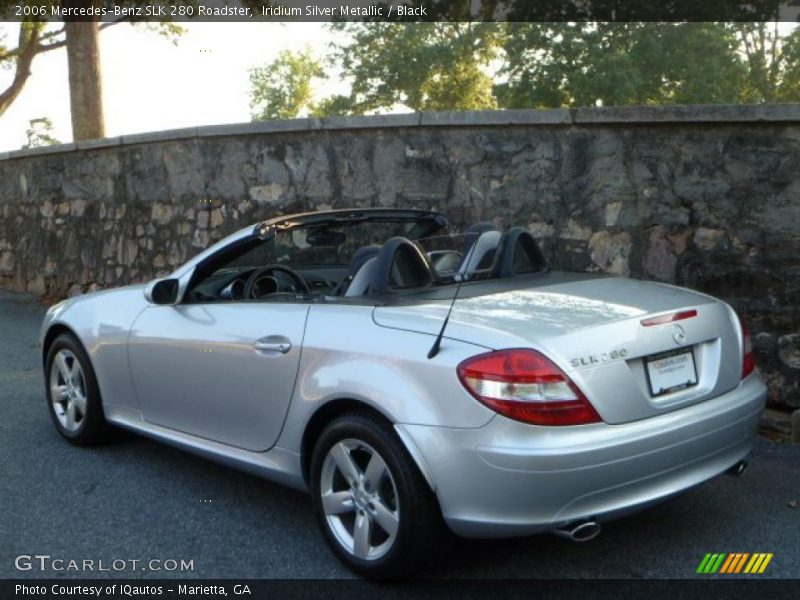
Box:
[144,278,180,305]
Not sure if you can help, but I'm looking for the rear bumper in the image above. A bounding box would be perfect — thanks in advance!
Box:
[399,373,766,538]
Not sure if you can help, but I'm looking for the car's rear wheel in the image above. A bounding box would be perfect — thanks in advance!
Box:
[45,333,110,445]
[310,412,444,578]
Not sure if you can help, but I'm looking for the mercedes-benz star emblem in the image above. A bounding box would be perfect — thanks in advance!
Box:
[672,324,686,345]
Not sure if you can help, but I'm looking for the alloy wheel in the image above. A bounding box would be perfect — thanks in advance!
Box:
[49,349,87,432]
[319,439,400,561]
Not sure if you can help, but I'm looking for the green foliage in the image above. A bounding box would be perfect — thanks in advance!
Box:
[326,22,502,114]
[310,94,353,118]
[247,21,799,119]
[248,23,505,120]
[133,22,186,46]
[497,23,747,108]
[249,48,325,120]
[779,27,800,100]
[23,117,59,148]
[731,22,800,102]
[479,0,787,22]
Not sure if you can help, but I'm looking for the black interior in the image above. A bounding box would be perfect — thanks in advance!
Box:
[184,221,547,303]
[333,245,381,296]
[492,227,548,278]
[368,237,437,298]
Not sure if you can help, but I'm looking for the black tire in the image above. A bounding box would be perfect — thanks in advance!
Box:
[310,412,446,579]
[44,333,110,446]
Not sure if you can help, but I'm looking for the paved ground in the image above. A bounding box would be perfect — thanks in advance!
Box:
[0,289,798,579]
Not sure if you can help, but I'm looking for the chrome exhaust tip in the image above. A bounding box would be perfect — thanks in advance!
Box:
[553,520,602,542]
[727,460,748,477]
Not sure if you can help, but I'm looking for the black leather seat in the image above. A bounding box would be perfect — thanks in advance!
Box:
[333,245,381,296]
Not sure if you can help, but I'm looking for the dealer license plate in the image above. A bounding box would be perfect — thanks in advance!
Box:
[645,348,698,397]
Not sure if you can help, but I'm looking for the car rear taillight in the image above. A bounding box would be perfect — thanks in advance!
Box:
[457,349,601,426]
[640,309,698,327]
[738,315,755,379]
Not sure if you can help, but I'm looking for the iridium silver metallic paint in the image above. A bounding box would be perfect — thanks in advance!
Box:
[40,210,767,538]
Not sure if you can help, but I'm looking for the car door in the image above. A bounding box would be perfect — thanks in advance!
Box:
[127,300,308,452]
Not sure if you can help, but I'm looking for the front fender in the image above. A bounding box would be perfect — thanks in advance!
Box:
[40,285,149,410]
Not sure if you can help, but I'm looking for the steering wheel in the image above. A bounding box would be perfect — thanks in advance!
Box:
[243,265,311,299]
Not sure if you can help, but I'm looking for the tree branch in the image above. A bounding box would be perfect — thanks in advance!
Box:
[99,18,128,31]
[0,23,43,116]
[1,19,121,61]
[2,25,65,58]
[39,26,65,43]
[769,20,780,90]
[38,39,66,54]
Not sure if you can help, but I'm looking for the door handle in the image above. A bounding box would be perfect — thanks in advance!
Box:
[253,336,291,354]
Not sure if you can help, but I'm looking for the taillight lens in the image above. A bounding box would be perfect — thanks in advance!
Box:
[640,309,698,327]
[457,349,601,426]
[738,315,755,379]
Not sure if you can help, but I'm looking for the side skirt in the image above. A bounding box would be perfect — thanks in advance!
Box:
[105,405,308,492]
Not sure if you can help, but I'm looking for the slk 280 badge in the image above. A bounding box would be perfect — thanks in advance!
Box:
[570,349,629,368]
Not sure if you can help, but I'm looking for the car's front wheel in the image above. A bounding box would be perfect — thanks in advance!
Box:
[310,412,444,578]
[45,333,110,445]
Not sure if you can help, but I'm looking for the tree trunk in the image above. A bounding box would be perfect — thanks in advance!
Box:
[65,18,105,140]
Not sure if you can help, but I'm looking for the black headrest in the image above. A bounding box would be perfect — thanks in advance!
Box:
[462,221,499,255]
[491,227,547,278]
[333,245,381,296]
[349,245,381,272]
[369,237,435,298]
[465,221,497,235]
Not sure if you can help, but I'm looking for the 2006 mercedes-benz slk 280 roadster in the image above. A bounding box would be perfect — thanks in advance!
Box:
[41,208,766,577]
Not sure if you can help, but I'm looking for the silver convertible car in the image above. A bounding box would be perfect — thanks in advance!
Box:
[41,208,766,577]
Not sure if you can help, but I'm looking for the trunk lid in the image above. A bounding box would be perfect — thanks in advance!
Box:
[373,272,744,424]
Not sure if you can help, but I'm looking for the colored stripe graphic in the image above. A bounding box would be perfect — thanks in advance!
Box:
[699,553,773,574]
[697,553,713,573]
[744,554,760,573]
[758,554,773,573]
[721,553,738,573]
[720,554,736,574]
[711,553,726,573]
[702,553,719,573]
[734,553,750,573]
[698,553,727,573]
[723,553,748,573]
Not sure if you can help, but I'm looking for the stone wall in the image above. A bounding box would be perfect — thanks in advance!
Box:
[1,105,798,410]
